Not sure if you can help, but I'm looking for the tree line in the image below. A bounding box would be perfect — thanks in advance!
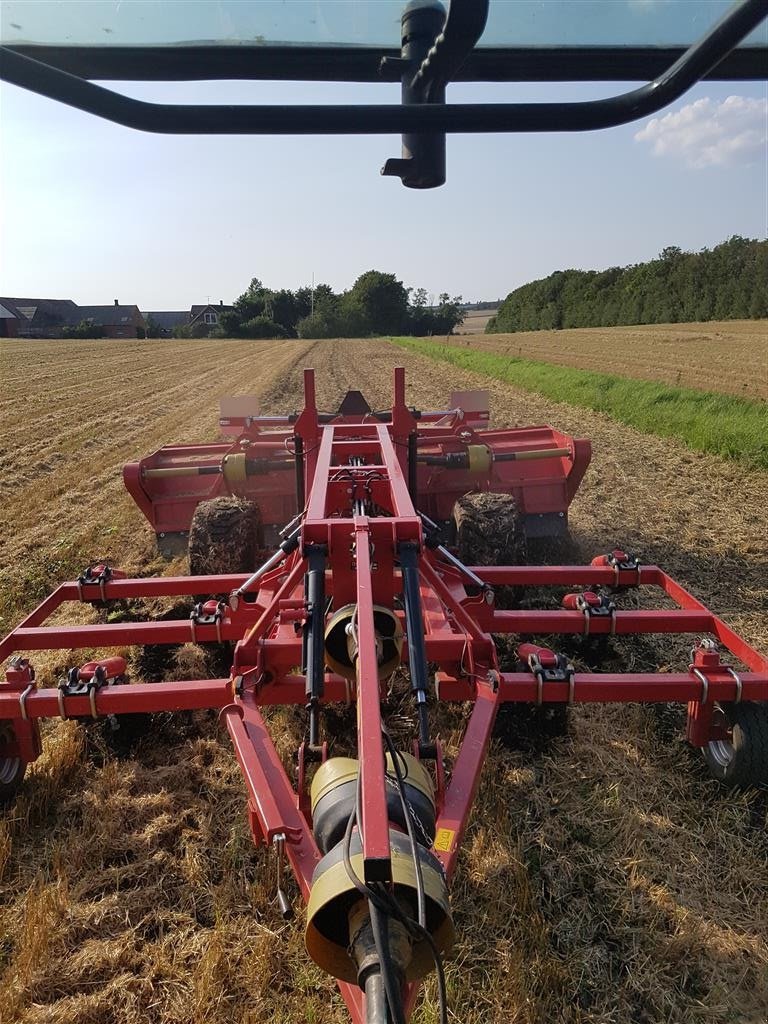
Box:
[206,271,465,339]
[487,236,768,334]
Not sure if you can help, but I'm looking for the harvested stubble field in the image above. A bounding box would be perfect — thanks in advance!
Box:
[1,336,767,1024]
[460,320,768,400]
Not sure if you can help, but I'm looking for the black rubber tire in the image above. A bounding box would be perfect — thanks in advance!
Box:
[703,702,768,788]
[0,721,27,805]
[188,496,262,576]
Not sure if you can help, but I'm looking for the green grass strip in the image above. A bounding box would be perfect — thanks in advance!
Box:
[390,337,768,470]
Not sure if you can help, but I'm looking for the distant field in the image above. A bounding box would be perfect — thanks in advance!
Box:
[394,336,768,469]
[458,308,498,334]
[464,320,767,400]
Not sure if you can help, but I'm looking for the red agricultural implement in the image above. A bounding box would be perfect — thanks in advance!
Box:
[1,367,767,1024]
[124,379,591,555]
[3,0,768,1018]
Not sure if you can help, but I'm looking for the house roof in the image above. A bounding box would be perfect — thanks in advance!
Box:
[0,297,78,325]
[145,310,190,330]
[76,304,145,326]
[190,302,233,317]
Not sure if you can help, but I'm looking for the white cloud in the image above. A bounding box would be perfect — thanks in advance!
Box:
[634,95,768,168]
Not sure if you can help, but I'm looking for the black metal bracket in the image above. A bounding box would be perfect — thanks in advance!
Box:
[381,0,490,188]
[381,2,447,188]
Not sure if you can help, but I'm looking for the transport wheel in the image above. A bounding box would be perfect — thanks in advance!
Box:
[188,496,262,576]
[703,702,768,788]
[0,721,26,805]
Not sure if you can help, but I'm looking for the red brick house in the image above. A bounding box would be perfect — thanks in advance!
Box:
[0,297,146,338]
[0,300,23,337]
[76,301,146,338]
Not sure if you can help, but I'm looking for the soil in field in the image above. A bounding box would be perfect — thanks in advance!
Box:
[0,337,766,1024]
[457,308,499,335]
[460,320,768,400]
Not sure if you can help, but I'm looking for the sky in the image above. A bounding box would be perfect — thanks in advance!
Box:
[1,71,766,308]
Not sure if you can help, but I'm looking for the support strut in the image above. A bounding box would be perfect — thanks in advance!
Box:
[304,544,328,750]
[399,542,432,753]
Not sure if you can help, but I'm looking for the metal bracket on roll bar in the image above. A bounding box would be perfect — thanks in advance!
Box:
[77,562,124,601]
[19,683,35,720]
[519,644,575,705]
[57,665,105,720]
[592,550,642,587]
[726,666,743,703]
[191,599,227,643]
[689,638,744,704]
[563,590,617,635]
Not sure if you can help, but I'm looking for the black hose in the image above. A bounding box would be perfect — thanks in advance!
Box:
[341,738,448,1024]
[383,730,426,929]
[369,898,407,1024]
[342,772,407,1024]
[363,971,390,1024]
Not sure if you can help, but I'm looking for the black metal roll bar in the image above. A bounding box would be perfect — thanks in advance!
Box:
[1,0,765,189]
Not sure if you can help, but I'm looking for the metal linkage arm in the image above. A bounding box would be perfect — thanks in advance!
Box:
[399,541,433,752]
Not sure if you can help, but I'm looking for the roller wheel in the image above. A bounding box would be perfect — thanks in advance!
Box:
[188,496,262,576]
[452,492,526,579]
[703,702,768,788]
[0,721,27,805]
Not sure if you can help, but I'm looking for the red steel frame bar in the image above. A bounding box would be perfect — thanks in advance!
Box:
[223,699,320,890]
[353,517,392,879]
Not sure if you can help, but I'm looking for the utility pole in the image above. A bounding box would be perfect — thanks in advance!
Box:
[311,272,315,318]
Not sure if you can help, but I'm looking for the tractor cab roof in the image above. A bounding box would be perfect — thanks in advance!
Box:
[1,0,766,187]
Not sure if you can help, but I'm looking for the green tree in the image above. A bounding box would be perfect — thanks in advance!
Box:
[241,316,289,339]
[217,309,246,337]
[62,319,105,339]
[489,238,767,333]
[347,271,409,334]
